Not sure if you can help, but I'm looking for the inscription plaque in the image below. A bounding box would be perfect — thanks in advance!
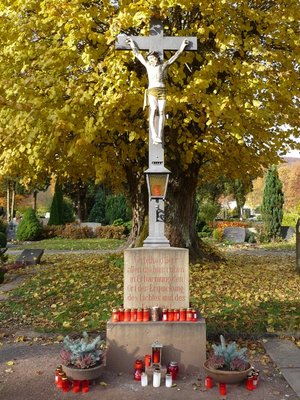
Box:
[124,248,189,309]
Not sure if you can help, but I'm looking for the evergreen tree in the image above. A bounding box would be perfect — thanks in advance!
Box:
[16,208,42,241]
[48,182,64,225]
[261,165,284,241]
[88,188,106,224]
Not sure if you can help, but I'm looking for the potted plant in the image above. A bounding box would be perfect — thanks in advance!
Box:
[60,331,106,380]
[203,335,252,384]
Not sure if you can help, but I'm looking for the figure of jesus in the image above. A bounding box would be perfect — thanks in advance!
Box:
[126,37,189,144]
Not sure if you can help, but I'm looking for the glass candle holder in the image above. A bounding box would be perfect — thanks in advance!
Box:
[141,372,148,387]
[153,369,161,388]
[165,373,172,388]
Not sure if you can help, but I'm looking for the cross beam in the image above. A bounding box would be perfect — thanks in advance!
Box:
[116,18,197,59]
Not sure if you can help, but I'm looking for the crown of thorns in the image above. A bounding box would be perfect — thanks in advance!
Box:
[146,51,161,59]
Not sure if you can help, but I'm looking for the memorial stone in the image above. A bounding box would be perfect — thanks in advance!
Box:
[223,227,246,243]
[16,249,44,265]
[280,226,295,241]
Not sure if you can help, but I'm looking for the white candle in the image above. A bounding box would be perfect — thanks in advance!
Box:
[141,372,148,387]
[153,369,161,387]
[165,373,172,388]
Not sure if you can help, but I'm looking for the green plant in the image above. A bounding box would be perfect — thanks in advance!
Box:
[206,335,249,371]
[261,165,284,241]
[16,208,42,241]
[88,188,106,224]
[105,194,131,225]
[0,232,7,248]
[60,331,105,369]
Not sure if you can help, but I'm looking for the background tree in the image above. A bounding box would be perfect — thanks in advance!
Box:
[225,178,253,218]
[261,165,284,241]
[48,182,64,226]
[88,188,106,224]
[0,1,299,259]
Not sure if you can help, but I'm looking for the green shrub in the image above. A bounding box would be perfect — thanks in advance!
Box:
[16,208,42,241]
[0,232,7,248]
[62,197,75,224]
[105,194,131,225]
[212,228,223,241]
[88,189,106,224]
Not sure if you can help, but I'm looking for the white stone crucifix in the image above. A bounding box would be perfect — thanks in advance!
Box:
[116,18,197,145]
[116,18,197,246]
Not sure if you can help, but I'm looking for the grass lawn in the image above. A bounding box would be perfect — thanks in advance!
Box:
[1,250,299,336]
[10,237,126,251]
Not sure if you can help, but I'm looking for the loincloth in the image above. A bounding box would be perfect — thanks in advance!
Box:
[143,87,166,109]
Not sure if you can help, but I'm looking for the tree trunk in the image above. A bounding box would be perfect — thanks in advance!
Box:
[165,164,204,263]
[75,186,88,221]
[10,182,15,219]
[125,167,148,248]
[33,190,38,211]
[6,181,11,222]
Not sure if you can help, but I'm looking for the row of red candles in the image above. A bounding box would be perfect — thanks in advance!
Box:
[205,369,260,394]
[55,366,90,393]
[112,307,198,322]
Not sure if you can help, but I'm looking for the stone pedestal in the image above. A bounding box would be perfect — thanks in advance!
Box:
[106,319,206,374]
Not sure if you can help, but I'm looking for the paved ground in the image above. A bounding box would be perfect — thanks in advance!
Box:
[0,334,299,400]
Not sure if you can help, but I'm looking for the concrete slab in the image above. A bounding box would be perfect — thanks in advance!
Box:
[264,339,300,368]
[280,368,300,397]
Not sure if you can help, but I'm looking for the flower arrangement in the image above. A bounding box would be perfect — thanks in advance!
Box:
[206,335,249,372]
[60,331,105,369]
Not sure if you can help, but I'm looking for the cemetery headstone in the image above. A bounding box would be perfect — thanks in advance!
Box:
[223,227,246,243]
[280,226,295,241]
[16,249,44,266]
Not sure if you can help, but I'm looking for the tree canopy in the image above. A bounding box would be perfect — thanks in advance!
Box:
[0,0,299,256]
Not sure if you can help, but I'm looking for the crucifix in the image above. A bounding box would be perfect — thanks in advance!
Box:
[116,18,197,246]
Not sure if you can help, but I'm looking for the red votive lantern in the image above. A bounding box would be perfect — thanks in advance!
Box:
[119,308,124,321]
[131,308,137,321]
[144,355,151,367]
[57,371,65,389]
[134,360,143,381]
[112,308,119,322]
[62,377,70,392]
[186,308,193,321]
[205,376,213,389]
[246,374,254,390]
[168,309,174,321]
[253,371,259,388]
[72,380,81,393]
[55,366,63,386]
[179,308,186,321]
[82,380,89,393]
[174,309,180,321]
[162,308,168,321]
[219,382,226,395]
[143,308,150,321]
[167,361,179,380]
[124,308,131,321]
[137,308,143,322]
[151,341,163,366]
